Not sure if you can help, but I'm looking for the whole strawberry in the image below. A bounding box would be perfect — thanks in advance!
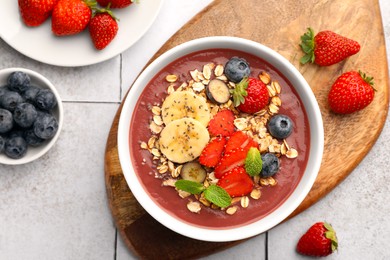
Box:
[18,0,59,27]
[300,27,360,66]
[96,0,137,8]
[89,8,118,50]
[232,77,269,114]
[297,222,338,257]
[52,0,96,36]
[328,71,375,114]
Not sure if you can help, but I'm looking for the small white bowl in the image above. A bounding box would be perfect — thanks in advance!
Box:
[118,36,324,242]
[0,68,63,165]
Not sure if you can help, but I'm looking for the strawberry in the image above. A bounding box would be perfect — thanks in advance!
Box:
[328,71,375,114]
[224,130,258,153]
[89,8,118,50]
[297,222,338,257]
[217,166,253,197]
[207,109,235,137]
[232,77,269,114]
[96,0,137,8]
[199,136,226,168]
[300,27,360,66]
[52,0,96,36]
[18,0,59,27]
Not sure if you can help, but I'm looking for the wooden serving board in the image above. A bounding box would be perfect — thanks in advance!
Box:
[104,0,389,259]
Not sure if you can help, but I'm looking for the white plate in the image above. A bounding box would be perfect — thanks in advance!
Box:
[0,0,163,67]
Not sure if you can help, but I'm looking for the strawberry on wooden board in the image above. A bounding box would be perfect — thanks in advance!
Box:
[96,0,137,8]
[52,0,96,36]
[328,71,375,114]
[207,109,235,137]
[89,8,118,50]
[18,0,59,27]
[232,77,269,114]
[300,27,360,66]
[297,222,338,257]
[217,166,253,197]
[199,136,226,168]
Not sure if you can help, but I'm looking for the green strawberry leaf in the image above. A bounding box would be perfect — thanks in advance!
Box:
[203,185,232,208]
[299,27,316,64]
[245,147,262,176]
[175,180,205,195]
[324,222,338,252]
[231,77,249,107]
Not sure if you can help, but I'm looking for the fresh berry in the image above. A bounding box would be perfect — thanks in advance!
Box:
[199,136,226,167]
[24,128,45,147]
[22,85,41,103]
[13,103,38,128]
[217,166,253,197]
[18,0,59,27]
[7,71,31,93]
[0,109,14,134]
[232,77,269,114]
[297,222,338,257]
[267,114,293,139]
[214,148,247,179]
[300,27,360,66]
[52,0,95,36]
[224,57,251,83]
[0,91,24,112]
[35,89,57,111]
[34,113,59,139]
[0,86,8,98]
[224,130,258,153]
[4,136,28,159]
[207,109,235,137]
[328,71,375,114]
[0,135,5,154]
[245,147,262,176]
[96,0,137,8]
[260,153,280,177]
[89,9,119,50]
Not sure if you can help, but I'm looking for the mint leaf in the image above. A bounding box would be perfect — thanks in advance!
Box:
[203,185,231,208]
[175,179,205,195]
[245,147,262,176]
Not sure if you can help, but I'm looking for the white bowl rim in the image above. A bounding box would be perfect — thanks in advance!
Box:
[118,36,324,242]
[0,67,63,165]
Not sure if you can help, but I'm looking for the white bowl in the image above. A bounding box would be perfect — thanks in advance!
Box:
[0,68,63,165]
[117,36,324,242]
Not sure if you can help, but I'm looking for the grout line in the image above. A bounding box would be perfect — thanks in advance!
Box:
[119,54,123,102]
[114,228,118,260]
[265,231,268,260]
[62,100,121,104]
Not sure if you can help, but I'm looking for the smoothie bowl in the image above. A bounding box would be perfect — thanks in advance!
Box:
[117,36,323,242]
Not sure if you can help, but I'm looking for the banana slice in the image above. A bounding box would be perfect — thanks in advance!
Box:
[159,118,210,164]
[161,91,211,127]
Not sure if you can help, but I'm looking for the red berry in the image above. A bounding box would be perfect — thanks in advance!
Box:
[232,78,269,114]
[297,222,338,257]
[18,0,59,27]
[199,136,226,168]
[328,71,375,114]
[224,131,257,154]
[96,0,135,8]
[89,10,118,50]
[217,166,253,197]
[207,109,235,137]
[300,27,360,66]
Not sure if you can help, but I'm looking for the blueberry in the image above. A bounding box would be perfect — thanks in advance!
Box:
[7,71,31,93]
[13,103,38,128]
[35,89,57,111]
[24,128,45,147]
[0,135,5,154]
[260,153,280,177]
[34,113,58,139]
[0,91,24,112]
[0,108,14,134]
[4,136,28,159]
[22,85,40,103]
[224,57,251,83]
[0,86,8,99]
[267,114,293,139]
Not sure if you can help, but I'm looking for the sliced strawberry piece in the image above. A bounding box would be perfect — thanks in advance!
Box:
[199,136,226,167]
[224,131,258,153]
[214,147,247,178]
[217,166,254,197]
[208,109,235,137]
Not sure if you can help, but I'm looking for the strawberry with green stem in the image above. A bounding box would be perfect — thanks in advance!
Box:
[232,77,269,114]
[89,5,119,50]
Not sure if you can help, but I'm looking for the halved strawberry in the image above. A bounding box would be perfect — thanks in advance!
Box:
[217,166,254,197]
[199,136,226,167]
[208,109,235,137]
[224,130,258,153]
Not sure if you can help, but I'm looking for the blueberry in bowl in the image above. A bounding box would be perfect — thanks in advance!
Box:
[0,68,63,165]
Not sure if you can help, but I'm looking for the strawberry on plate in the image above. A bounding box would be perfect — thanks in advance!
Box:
[208,109,235,137]
[18,0,59,27]
[328,71,375,114]
[96,0,137,8]
[52,0,95,36]
[199,136,226,168]
[297,222,338,257]
[217,166,253,197]
[232,77,269,114]
[300,27,360,66]
[89,8,118,50]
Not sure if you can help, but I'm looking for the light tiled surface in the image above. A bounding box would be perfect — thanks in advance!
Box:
[1,0,389,259]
